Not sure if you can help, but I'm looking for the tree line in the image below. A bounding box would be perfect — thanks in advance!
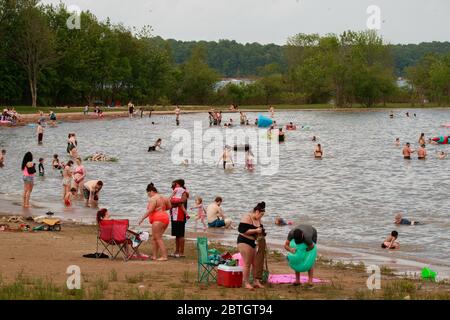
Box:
[0,0,449,107]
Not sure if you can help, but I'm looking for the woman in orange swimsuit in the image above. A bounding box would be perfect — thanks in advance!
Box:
[138,183,171,261]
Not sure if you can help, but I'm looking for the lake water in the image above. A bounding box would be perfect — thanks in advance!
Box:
[1,109,450,271]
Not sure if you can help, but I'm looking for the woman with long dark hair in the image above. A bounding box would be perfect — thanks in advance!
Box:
[237,201,266,290]
[21,152,36,208]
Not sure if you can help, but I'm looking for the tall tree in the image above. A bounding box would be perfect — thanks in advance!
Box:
[13,1,56,107]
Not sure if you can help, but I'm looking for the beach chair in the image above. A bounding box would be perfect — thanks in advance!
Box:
[197,237,218,283]
[97,219,138,261]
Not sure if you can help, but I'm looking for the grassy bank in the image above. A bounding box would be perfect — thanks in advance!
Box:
[9,103,446,115]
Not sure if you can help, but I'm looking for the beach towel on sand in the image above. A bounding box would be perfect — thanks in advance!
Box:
[268,274,327,284]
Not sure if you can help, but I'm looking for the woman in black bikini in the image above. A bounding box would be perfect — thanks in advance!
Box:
[237,202,266,290]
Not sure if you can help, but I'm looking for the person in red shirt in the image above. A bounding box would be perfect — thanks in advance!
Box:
[169,179,189,258]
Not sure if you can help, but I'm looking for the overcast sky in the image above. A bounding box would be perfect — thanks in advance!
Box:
[41,0,450,45]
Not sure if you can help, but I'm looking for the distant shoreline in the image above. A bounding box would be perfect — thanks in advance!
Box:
[3,104,449,127]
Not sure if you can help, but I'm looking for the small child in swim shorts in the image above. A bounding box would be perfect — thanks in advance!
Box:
[381,231,400,249]
[191,196,207,231]
[38,158,45,177]
[394,213,419,225]
[64,187,77,207]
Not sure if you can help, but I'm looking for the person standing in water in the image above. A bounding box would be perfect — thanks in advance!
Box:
[21,152,36,208]
[218,146,234,169]
[62,160,74,202]
[73,158,86,197]
[417,144,427,160]
[269,106,275,118]
[402,142,414,159]
[314,144,323,159]
[175,105,181,126]
[128,101,134,119]
[418,133,426,146]
[36,122,44,145]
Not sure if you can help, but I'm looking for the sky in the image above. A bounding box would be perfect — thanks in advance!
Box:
[41,0,450,45]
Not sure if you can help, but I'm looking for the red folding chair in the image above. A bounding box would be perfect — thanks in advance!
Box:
[97,219,132,261]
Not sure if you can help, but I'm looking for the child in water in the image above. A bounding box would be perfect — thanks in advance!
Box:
[191,196,207,231]
[64,187,78,207]
[381,231,400,249]
[275,217,292,226]
[245,150,255,170]
[394,213,419,225]
[38,158,45,177]
[52,154,62,170]
[437,151,447,160]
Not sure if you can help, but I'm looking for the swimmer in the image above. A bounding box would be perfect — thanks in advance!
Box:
[437,151,447,160]
[312,136,317,142]
[381,231,400,249]
[175,105,181,126]
[275,217,292,226]
[148,138,162,152]
[394,213,419,226]
[406,112,410,117]
[428,138,438,145]
[394,138,400,147]
[181,159,189,166]
[0,149,5,168]
[314,144,323,159]
[286,122,296,130]
[64,187,77,207]
[389,111,394,118]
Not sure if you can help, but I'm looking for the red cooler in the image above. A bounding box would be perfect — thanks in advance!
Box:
[217,265,243,288]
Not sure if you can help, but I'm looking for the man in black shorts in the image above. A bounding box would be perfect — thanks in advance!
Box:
[284,224,318,286]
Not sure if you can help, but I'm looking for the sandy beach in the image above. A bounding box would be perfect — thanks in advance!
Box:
[1,211,449,300]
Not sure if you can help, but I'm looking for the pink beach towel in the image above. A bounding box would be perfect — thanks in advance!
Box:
[268,274,328,284]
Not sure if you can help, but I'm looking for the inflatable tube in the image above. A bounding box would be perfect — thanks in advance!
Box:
[432,136,449,144]
[257,114,273,128]
[441,124,450,128]
[287,239,317,273]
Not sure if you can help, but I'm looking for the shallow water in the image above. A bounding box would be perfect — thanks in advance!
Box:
[1,109,450,270]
